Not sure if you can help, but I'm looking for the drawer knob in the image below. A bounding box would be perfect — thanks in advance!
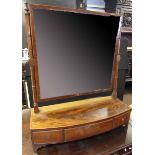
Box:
[122,118,125,122]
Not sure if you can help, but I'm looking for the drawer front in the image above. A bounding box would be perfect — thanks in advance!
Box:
[32,129,63,144]
[113,112,130,128]
[64,119,113,142]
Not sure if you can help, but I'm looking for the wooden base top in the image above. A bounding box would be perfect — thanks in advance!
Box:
[30,96,131,130]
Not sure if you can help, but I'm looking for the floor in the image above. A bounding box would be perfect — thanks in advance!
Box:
[22,88,132,155]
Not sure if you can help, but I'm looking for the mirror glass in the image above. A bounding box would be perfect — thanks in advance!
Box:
[32,8,120,99]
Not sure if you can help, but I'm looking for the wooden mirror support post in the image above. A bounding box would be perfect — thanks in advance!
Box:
[112,17,122,99]
[24,4,131,154]
[24,2,39,113]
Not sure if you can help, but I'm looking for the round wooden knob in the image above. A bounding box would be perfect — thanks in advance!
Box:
[122,118,125,122]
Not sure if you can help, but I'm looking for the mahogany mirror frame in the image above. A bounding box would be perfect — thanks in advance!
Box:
[24,3,122,113]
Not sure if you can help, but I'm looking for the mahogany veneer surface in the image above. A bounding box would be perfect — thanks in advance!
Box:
[30,96,130,130]
[30,96,131,152]
[37,126,131,155]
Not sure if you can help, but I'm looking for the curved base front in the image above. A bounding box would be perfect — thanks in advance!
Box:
[30,96,131,152]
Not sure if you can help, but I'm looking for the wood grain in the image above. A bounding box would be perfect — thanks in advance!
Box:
[113,112,130,128]
[30,96,131,151]
[30,96,131,130]
[112,16,122,99]
[64,118,113,142]
[24,2,39,113]
[32,129,63,144]
[37,126,131,155]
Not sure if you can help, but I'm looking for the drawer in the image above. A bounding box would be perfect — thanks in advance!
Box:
[31,129,63,144]
[64,119,113,142]
[113,112,130,128]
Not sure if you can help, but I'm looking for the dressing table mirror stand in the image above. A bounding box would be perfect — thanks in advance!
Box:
[24,3,131,154]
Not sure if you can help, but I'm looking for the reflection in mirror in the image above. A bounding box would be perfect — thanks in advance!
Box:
[32,8,120,100]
